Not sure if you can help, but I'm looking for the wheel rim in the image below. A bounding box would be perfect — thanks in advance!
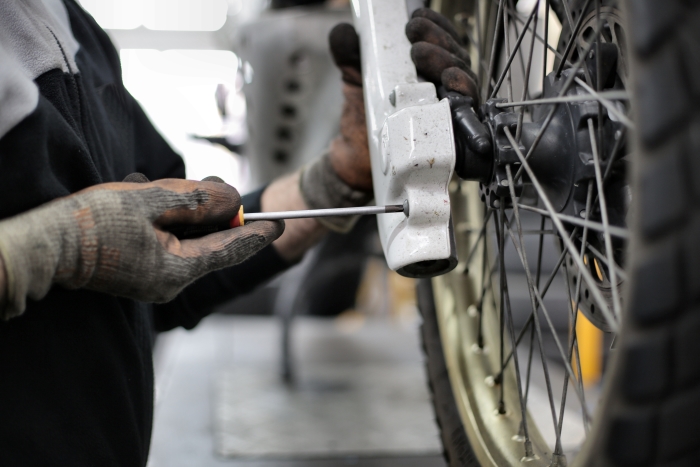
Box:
[433,1,631,465]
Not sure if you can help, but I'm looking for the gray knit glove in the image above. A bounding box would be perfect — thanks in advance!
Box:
[0,178,284,320]
[299,152,373,233]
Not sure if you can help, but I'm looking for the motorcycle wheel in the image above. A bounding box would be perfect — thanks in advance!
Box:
[418,1,700,466]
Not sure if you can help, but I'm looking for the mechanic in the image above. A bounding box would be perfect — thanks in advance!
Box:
[0,1,477,465]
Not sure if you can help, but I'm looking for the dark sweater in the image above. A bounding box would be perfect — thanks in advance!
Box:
[0,2,290,465]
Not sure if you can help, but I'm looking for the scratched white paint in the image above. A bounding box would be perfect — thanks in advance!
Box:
[353,0,456,274]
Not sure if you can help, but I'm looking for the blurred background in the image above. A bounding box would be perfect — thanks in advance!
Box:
[77,1,445,466]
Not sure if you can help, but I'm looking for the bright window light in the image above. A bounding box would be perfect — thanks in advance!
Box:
[80,0,228,31]
[120,49,245,187]
[144,0,228,31]
[79,0,142,30]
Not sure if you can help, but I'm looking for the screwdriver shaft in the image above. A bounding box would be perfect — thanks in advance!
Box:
[245,204,405,221]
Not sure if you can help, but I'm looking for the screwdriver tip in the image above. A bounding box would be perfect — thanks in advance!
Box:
[403,200,410,217]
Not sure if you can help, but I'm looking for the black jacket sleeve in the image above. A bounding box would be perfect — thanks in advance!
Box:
[0,0,185,221]
[1,0,291,332]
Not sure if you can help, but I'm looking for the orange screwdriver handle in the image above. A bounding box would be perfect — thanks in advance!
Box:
[229,206,245,228]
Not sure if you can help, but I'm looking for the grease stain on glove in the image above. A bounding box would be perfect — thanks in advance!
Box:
[0,178,284,319]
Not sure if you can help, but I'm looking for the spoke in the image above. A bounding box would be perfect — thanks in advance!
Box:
[504,126,619,332]
[558,0,596,89]
[496,209,507,414]
[503,219,593,423]
[488,0,573,68]
[459,4,498,90]
[496,228,580,374]
[491,1,539,99]
[519,229,557,235]
[585,126,627,242]
[535,216,546,298]
[475,0,483,67]
[596,0,604,164]
[508,5,532,103]
[477,222,494,349]
[521,318,536,437]
[512,6,619,183]
[588,118,623,319]
[603,127,626,183]
[496,197,534,456]
[562,253,589,433]
[498,2,527,97]
[522,215,546,430]
[516,204,629,239]
[585,242,627,281]
[504,165,573,449]
[495,90,629,108]
[465,209,494,270]
[559,0,576,31]
[554,181,594,454]
[487,0,506,99]
[575,78,634,128]
[515,0,540,141]
[502,2,514,102]
[464,27,498,89]
[554,0,593,77]
[542,0,550,93]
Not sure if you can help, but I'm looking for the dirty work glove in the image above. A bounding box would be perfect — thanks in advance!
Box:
[406,8,491,175]
[406,8,480,104]
[298,23,373,233]
[0,178,284,320]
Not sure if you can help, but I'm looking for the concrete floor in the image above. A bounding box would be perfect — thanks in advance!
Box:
[145,289,593,466]
[147,314,446,467]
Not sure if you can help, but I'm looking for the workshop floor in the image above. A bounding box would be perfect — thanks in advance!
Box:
[147,313,446,467]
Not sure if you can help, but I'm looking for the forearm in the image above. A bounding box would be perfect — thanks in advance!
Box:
[262,171,327,262]
[260,35,373,263]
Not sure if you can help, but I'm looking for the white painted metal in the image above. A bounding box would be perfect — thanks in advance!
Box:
[352,0,457,276]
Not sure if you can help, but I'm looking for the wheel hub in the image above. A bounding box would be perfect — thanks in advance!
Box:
[454,50,629,331]
[464,67,626,217]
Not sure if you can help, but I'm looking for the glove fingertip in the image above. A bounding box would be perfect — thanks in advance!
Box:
[442,67,480,105]
[410,42,440,84]
[260,219,285,241]
[235,219,285,242]
[329,23,362,85]
[122,173,150,183]
[411,7,462,44]
[329,23,360,64]
[404,17,423,44]
[412,43,469,85]
[202,175,225,183]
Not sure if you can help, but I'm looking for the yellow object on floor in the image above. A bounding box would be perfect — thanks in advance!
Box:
[575,310,603,387]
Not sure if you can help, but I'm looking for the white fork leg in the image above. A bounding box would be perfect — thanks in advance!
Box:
[352,0,458,277]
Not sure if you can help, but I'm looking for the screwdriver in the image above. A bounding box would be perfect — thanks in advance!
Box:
[170,201,409,239]
[230,200,410,227]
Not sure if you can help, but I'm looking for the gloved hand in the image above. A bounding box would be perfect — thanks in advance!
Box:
[327,23,371,193]
[406,8,492,178]
[0,176,284,320]
[406,8,480,105]
[297,23,373,234]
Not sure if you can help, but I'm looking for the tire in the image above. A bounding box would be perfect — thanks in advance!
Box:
[417,278,480,467]
[417,1,700,466]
